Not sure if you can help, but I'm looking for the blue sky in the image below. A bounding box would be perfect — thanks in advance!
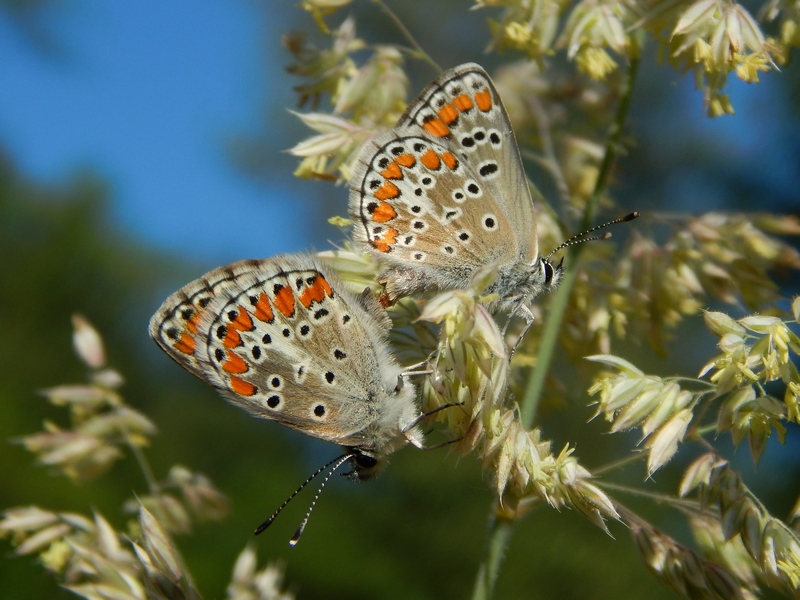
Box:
[0,1,325,266]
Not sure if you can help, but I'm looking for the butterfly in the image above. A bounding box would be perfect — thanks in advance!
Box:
[149,254,425,483]
[349,63,562,314]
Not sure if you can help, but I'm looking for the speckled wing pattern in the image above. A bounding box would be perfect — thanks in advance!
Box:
[148,255,406,448]
[349,63,537,299]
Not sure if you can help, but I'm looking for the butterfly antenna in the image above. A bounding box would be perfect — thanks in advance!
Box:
[544,212,640,262]
[254,452,354,540]
[289,453,355,546]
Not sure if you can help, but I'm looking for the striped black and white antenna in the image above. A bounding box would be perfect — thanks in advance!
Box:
[255,452,355,546]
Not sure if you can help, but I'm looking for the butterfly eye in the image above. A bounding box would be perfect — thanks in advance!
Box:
[354,453,378,470]
[543,261,555,285]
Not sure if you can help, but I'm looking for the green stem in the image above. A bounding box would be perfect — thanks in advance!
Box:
[471,510,514,600]
[692,423,718,438]
[597,480,699,509]
[471,57,641,600]
[521,56,639,429]
[592,449,647,476]
[371,0,441,73]
[126,433,159,496]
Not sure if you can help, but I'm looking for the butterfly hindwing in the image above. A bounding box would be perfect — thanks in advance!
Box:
[149,255,410,447]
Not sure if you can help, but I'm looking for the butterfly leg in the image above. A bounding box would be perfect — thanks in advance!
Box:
[508,304,536,358]
[401,401,466,449]
[395,369,433,393]
[416,436,463,451]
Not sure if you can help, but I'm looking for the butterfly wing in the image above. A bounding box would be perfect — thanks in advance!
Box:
[349,63,538,300]
[149,255,413,449]
[398,63,536,245]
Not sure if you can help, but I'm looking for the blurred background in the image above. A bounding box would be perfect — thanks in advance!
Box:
[1,0,798,598]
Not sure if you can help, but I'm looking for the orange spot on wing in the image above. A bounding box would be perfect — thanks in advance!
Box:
[395,153,415,168]
[380,161,403,180]
[454,94,473,112]
[373,227,398,253]
[374,181,399,200]
[422,117,450,138]
[420,149,441,171]
[174,332,195,355]
[229,376,257,396]
[186,312,201,334]
[274,285,295,318]
[223,327,242,348]
[371,201,397,223]
[231,306,254,331]
[222,350,248,374]
[475,89,493,112]
[442,152,458,170]
[438,103,458,125]
[318,275,333,298]
[254,292,274,322]
[300,276,330,308]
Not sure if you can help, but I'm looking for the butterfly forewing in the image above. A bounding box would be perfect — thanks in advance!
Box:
[398,63,537,260]
[349,63,539,302]
[350,130,518,279]
[149,255,412,447]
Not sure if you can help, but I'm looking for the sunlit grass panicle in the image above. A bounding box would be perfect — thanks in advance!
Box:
[126,465,231,535]
[476,0,564,59]
[630,516,754,599]
[0,507,147,599]
[679,453,800,593]
[2,317,289,599]
[613,214,800,354]
[283,16,362,108]
[419,265,510,457]
[587,355,700,476]
[226,546,294,600]
[16,316,229,534]
[643,0,777,115]
[700,310,800,460]
[689,512,760,593]
[316,247,383,294]
[760,0,800,55]
[557,243,634,357]
[418,272,618,528]
[299,0,354,34]
[287,112,374,182]
[557,0,635,80]
[287,18,409,181]
[16,316,156,482]
[332,46,408,123]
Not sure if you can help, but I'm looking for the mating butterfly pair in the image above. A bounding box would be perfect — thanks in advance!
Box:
[150,63,589,540]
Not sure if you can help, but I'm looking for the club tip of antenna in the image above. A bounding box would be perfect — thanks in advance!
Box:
[624,211,640,221]
[289,524,306,547]
[254,517,275,536]
[601,232,612,239]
